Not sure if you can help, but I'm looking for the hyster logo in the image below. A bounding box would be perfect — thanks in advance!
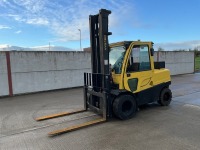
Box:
[104,35,107,51]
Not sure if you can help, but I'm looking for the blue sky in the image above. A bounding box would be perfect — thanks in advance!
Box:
[0,0,200,50]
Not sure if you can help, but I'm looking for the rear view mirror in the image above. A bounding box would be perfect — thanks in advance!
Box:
[150,48,154,56]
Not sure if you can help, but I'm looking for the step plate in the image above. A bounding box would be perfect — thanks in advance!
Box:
[35,109,86,121]
[48,118,106,136]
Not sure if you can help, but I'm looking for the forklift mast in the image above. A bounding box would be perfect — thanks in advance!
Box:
[84,9,112,119]
[90,9,112,85]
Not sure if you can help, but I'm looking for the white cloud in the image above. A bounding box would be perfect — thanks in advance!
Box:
[0,44,9,48]
[154,40,200,50]
[13,0,46,13]
[26,18,49,25]
[7,14,48,25]
[15,30,21,34]
[0,44,73,51]
[0,25,11,29]
[7,14,25,22]
[0,0,135,41]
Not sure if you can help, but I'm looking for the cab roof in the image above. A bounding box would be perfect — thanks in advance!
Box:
[109,41,154,48]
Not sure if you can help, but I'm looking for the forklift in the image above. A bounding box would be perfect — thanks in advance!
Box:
[36,9,172,136]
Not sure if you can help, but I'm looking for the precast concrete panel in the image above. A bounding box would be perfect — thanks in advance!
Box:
[154,51,194,75]
[9,51,91,95]
[0,52,9,96]
[10,52,91,72]
[11,69,91,94]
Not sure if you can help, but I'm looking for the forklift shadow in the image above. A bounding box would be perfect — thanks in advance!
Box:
[109,103,163,122]
[138,103,162,111]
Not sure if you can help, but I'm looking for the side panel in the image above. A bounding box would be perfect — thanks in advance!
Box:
[137,82,171,105]
[124,71,153,93]
[153,69,171,86]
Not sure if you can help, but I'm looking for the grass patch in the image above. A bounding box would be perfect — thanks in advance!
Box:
[195,56,200,71]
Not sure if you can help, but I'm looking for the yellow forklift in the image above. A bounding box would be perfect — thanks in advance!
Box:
[36,9,172,136]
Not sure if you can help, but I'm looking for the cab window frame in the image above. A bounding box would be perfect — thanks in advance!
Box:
[126,44,151,73]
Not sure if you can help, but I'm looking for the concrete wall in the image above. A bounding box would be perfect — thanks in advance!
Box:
[10,52,91,95]
[154,51,194,75]
[0,51,195,96]
[0,52,9,96]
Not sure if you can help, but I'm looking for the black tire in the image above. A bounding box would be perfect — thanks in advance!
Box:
[158,88,172,106]
[113,95,137,120]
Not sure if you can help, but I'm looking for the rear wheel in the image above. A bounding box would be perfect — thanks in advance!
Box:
[113,95,137,120]
[158,88,172,106]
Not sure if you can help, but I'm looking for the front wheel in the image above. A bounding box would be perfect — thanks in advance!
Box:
[158,88,172,106]
[113,95,137,120]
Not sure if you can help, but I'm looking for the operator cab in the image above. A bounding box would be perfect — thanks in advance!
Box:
[109,41,154,92]
[109,41,154,74]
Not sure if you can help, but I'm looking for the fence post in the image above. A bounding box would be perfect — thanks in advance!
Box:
[157,51,159,62]
[6,51,13,96]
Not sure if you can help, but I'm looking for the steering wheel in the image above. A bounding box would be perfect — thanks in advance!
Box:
[118,61,122,67]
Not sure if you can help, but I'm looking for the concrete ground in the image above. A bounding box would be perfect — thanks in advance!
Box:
[0,73,200,150]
